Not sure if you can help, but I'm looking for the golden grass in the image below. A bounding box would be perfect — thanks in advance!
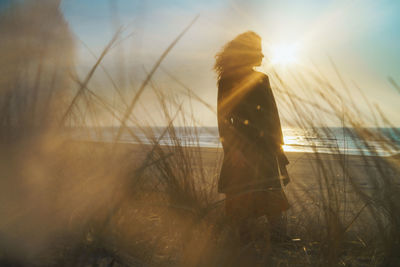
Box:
[0,2,399,266]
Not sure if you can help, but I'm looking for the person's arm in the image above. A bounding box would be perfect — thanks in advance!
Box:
[264,75,291,185]
[217,80,248,166]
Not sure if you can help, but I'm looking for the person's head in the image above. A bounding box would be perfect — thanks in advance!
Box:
[214,31,263,79]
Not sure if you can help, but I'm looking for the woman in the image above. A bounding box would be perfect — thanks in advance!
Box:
[214,31,290,244]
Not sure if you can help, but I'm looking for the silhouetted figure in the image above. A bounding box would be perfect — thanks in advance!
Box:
[214,31,290,247]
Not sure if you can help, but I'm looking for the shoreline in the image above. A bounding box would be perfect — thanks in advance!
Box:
[70,139,399,159]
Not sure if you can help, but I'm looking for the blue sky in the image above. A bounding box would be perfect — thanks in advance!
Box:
[61,0,400,71]
[61,0,400,75]
[2,0,399,126]
[59,0,400,125]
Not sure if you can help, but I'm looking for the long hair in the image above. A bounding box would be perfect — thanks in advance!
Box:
[214,31,262,81]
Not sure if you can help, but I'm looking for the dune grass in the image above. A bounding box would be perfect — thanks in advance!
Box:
[1,2,399,266]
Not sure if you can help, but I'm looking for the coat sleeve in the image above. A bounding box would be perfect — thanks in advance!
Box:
[265,76,284,147]
[217,80,245,154]
[263,76,290,165]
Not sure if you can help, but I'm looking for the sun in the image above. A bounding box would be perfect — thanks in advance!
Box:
[269,43,299,66]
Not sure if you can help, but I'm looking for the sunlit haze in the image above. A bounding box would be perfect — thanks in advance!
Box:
[268,43,299,66]
[57,0,400,126]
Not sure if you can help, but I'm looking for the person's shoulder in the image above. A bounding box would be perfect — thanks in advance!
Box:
[253,71,269,85]
[253,71,269,82]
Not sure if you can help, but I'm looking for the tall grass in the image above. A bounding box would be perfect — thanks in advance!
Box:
[0,2,399,266]
[270,64,400,265]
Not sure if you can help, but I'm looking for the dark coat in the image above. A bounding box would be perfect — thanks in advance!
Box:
[217,71,289,194]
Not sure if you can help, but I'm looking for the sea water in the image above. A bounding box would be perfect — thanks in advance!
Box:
[69,127,400,156]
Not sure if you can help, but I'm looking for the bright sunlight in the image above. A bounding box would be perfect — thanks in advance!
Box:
[269,43,299,66]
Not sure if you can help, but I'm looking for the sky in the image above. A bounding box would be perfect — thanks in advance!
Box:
[3,0,400,126]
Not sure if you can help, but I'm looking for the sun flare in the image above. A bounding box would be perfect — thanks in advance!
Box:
[269,43,299,66]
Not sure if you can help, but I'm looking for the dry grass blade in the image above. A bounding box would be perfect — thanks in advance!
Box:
[113,15,199,145]
[73,34,129,108]
[60,28,123,126]
[388,76,400,94]
[160,66,216,115]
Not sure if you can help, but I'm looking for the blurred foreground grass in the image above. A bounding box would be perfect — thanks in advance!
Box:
[0,2,399,266]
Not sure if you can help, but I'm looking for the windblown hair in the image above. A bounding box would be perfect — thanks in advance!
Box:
[214,31,261,81]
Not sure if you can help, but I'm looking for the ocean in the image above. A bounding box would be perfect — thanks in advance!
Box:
[70,127,400,156]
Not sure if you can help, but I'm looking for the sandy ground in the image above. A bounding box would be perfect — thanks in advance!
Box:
[1,140,398,265]
[92,141,399,188]
[105,142,399,201]
[66,140,400,217]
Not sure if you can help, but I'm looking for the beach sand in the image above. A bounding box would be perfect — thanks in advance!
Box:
[1,140,398,266]
[80,141,399,207]
[104,142,398,261]
[79,141,398,188]
[108,142,399,226]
